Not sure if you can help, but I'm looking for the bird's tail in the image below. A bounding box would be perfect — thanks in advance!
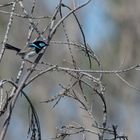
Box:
[5,43,21,53]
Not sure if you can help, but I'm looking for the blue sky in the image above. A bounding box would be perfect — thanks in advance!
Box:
[45,0,117,47]
[83,0,117,47]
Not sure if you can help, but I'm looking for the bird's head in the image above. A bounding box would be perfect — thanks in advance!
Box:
[29,40,48,53]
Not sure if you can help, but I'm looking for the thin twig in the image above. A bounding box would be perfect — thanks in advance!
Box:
[0,1,17,62]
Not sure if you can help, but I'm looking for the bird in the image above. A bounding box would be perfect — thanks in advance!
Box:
[28,40,48,54]
[5,40,48,56]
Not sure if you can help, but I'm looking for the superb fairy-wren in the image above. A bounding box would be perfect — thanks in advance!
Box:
[5,40,48,58]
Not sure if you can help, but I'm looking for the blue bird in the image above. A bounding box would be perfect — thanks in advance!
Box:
[29,40,48,54]
[5,40,48,54]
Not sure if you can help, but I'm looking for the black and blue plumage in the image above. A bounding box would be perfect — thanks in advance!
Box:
[29,40,48,54]
[5,40,47,54]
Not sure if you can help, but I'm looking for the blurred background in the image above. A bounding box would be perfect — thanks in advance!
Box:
[0,0,140,139]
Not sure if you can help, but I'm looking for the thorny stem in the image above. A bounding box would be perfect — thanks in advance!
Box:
[0,1,17,62]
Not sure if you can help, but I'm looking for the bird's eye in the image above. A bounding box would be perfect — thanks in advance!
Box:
[39,43,45,47]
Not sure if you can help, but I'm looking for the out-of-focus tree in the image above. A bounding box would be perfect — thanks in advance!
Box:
[96,0,140,139]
